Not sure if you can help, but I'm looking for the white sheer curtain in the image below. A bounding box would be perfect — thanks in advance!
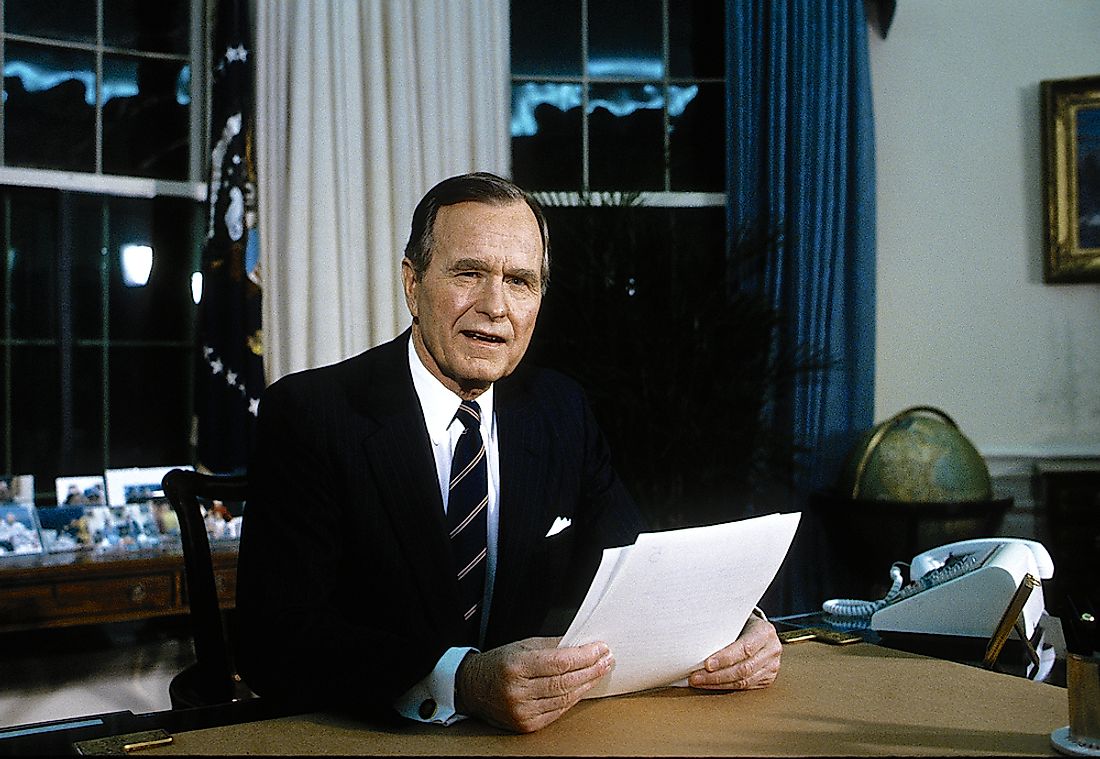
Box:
[255,0,510,383]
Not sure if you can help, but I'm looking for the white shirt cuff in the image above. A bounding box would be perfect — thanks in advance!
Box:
[394,646,475,725]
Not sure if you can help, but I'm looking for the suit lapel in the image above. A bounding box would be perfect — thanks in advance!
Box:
[489,376,552,643]
[356,335,463,636]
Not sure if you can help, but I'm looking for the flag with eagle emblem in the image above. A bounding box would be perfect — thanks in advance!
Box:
[195,0,264,474]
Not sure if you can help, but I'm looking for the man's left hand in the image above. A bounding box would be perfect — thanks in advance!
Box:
[687,613,781,690]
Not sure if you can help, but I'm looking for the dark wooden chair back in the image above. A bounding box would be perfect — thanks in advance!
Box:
[162,467,251,709]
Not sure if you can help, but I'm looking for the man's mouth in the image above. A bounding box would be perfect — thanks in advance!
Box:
[462,330,506,344]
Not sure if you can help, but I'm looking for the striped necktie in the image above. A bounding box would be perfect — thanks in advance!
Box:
[448,400,488,643]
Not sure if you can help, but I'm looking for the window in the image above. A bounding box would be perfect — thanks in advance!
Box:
[510,0,725,194]
[0,0,205,501]
[509,2,768,530]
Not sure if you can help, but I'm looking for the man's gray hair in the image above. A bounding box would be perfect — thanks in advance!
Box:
[403,172,550,293]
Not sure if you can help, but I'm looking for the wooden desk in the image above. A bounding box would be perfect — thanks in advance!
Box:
[0,542,238,632]
[138,642,1068,756]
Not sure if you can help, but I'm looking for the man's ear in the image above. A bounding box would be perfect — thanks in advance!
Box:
[401,258,418,319]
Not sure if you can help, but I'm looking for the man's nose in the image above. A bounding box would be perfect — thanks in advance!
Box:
[476,276,507,318]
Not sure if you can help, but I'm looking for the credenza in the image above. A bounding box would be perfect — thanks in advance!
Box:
[0,543,237,633]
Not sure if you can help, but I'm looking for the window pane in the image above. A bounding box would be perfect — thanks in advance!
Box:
[68,193,107,340]
[588,83,664,191]
[3,42,95,171]
[103,0,190,55]
[670,82,725,191]
[669,1,725,79]
[4,0,96,44]
[70,345,106,477]
[587,0,662,80]
[107,197,197,341]
[8,188,59,340]
[108,346,191,467]
[529,205,734,525]
[102,55,190,180]
[510,0,581,77]
[512,82,582,190]
[10,346,61,489]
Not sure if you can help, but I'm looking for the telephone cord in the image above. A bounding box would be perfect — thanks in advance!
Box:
[821,563,907,620]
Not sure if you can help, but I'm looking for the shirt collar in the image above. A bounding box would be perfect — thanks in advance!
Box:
[407,335,494,446]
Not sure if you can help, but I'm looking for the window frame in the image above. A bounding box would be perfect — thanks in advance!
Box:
[0,0,209,497]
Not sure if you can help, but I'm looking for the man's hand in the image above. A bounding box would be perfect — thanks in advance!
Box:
[455,637,613,733]
[688,613,781,690]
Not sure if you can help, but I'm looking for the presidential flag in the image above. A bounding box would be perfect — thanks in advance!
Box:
[195,0,263,475]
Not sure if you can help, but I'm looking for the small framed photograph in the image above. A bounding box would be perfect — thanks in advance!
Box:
[152,501,181,538]
[104,466,190,507]
[1041,74,1100,282]
[200,496,246,541]
[0,503,44,557]
[0,474,36,504]
[102,504,163,551]
[91,501,162,550]
[55,475,107,506]
[84,505,116,549]
[37,505,96,552]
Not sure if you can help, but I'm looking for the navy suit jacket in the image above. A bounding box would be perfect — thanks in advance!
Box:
[235,331,643,716]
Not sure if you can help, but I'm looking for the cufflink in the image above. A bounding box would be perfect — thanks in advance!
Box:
[418,698,437,720]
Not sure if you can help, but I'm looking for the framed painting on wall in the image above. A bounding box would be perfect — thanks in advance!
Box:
[1041,74,1100,282]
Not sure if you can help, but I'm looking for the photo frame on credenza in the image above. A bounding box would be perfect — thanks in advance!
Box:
[104,466,190,507]
[55,475,106,506]
[1041,74,1100,283]
[0,503,44,557]
[0,474,35,504]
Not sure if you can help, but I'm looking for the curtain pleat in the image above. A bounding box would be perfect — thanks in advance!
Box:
[256,0,509,382]
[728,0,876,485]
[726,0,876,612]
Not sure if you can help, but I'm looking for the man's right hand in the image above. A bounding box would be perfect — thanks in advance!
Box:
[455,637,613,733]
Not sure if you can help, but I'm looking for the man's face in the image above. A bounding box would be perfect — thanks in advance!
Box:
[403,200,544,399]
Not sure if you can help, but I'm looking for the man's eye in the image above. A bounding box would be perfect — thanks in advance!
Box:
[507,276,532,288]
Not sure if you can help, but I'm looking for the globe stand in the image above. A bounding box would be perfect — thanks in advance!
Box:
[809,491,1013,602]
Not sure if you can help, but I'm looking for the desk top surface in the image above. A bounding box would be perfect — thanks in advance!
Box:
[140,640,1068,757]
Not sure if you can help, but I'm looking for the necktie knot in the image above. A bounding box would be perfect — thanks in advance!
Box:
[455,400,481,433]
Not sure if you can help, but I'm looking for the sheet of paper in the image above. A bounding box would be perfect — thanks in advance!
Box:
[559,511,801,699]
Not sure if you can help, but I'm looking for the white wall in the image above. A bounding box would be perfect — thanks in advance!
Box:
[869,1,1100,459]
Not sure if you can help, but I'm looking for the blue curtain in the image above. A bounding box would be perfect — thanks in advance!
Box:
[725,1,877,611]
[726,0,876,490]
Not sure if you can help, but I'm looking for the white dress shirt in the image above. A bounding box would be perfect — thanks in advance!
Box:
[393,338,500,725]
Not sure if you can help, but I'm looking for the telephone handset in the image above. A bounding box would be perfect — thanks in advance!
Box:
[909,538,1053,583]
[823,538,1054,641]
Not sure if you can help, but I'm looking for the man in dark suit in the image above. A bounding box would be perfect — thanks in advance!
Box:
[235,172,781,733]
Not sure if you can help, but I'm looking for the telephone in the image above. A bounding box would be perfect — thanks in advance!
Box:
[823,538,1054,641]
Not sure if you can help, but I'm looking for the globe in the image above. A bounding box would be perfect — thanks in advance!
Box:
[837,406,992,502]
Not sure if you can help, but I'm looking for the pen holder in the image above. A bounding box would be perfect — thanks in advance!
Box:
[1054,653,1100,755]
[1069,654,1100,746]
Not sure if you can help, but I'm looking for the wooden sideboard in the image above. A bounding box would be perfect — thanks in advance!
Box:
[0,542,238,633]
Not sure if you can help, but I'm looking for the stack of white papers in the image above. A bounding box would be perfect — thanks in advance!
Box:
[559,511,801,698]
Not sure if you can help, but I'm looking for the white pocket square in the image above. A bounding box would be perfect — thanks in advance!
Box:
[545,516,572,538]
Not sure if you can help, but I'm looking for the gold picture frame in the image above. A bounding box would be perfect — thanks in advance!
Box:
[1041,75,1100,283]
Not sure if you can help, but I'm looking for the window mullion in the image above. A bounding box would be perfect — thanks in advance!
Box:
[662,0,671,192]
[95,0,105,175]
[2,193,11,474]
[0,3,6,166]
[99,200,110,472]
[580,0,590,194]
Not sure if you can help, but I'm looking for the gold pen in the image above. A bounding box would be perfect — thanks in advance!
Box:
[122,735,174,752]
